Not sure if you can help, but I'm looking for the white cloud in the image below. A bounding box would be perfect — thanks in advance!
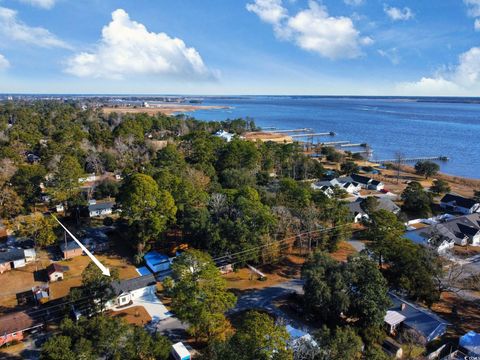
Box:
[0,53,9,69]
[246,0,287,25]
[396,47,480,95]
[0,6,69,48]
[384,5,414,21]
[17,0,56,9]
[65,9,214,80]
[378,47,400,65]
[344,0,364,6]
[465,0,480,17]
[475,18,480,30]
[246,0,372,59]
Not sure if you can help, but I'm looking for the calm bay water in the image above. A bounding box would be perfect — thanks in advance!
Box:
[187,96,480,179]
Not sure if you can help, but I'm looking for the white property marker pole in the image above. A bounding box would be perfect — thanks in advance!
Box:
[51,215,111,276]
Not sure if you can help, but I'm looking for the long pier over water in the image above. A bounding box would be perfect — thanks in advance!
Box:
[374,156,449,164]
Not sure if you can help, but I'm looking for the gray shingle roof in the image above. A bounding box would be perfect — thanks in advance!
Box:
[88,202,115,212]
[0,248,25,263]
[441,194,478,209]
[111,274,156,296]
[60,241,81,252]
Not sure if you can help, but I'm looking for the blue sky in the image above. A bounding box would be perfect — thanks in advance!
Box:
[0,0,479,95]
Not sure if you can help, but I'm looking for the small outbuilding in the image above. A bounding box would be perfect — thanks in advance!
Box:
[171,342,191,360]
[47,263,68,282]
[144,251,171,273]
[60,241,83,259]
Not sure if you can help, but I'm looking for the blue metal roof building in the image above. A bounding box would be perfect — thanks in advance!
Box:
[144,251,171,273]
[388,292,449,343]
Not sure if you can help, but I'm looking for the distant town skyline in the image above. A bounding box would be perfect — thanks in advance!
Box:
[1,0,480,96]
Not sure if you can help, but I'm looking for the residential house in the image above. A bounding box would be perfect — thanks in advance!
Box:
[347,196,401,223]
[60,241,83,259]
[404,225,456,253]
[440,194,480,215]
[82,228,112,252]
[312,178,361,195]
[78,173,97,183]
[385,293,449,344]
[47,263,68,282]
[106,274,157,309]
[405,213,480,251]
[144,251,171,273]
[0,248,36,274]
[214,130,235,142]
[0,311,42,346]
[338,174,385,191]
[85,201,115,218]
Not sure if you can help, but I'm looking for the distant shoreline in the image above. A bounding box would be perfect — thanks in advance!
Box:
[101,105,231,116]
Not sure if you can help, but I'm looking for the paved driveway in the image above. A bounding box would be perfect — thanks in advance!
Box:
[113,292,173,323]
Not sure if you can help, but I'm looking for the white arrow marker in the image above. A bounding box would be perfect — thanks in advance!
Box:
[51,215,111,276]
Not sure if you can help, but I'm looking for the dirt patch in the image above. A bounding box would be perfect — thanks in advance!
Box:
[330,241,357,262]
[431,292,480,338]
[244,132,293,143]
[224,268,288,291]
[108,306,152,326]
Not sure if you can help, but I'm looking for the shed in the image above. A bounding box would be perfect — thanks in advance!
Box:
[60,241,83,259]
[172,342,191,360]
[144,251,171,273]
[47,263,68,282]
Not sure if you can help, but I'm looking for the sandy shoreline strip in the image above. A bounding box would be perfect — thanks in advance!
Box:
[101,105,230,116]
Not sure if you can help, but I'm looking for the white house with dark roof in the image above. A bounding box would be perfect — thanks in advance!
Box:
[405,213,480,250]
[339,174,385,191]
[347,196,401,223]
[440,194,480,215]
[106,274,157,309]
[86,201,115,217]
[311,178,361,196]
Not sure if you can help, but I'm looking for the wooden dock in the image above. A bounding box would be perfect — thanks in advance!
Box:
[374,156,449,164]
[340,143,367,148]
[321,141,350,146]
[291,132,336,138]
[264,128,314,133]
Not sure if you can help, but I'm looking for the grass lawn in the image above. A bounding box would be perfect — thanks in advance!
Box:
[0,240,139,309]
